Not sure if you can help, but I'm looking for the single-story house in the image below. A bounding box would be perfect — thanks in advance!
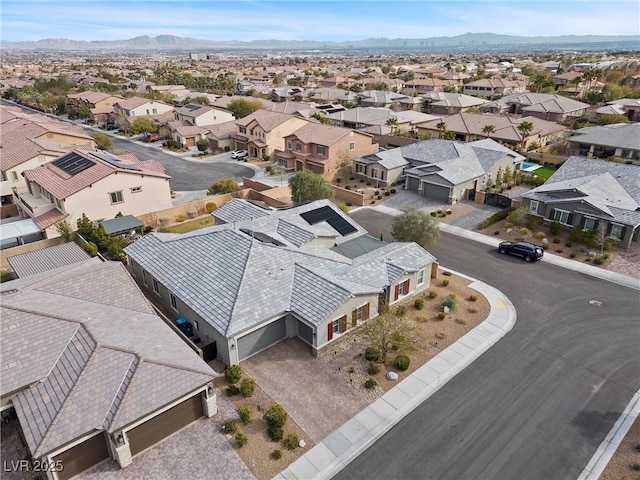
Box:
[567,123,640,161]
[480,93,589,122]
[1,259,217,479]
[354,148,410,187]
[520,156,640,249]
[125,200,436,366]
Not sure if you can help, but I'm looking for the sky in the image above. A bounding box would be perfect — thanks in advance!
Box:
[1,0,639,43]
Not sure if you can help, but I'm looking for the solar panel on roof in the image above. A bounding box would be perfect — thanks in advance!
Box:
[185,104,201,111]
[92,152,140,171]
[300,205,357,236]
[52,152,95,176]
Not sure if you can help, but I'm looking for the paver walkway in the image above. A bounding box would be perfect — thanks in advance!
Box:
[242,338,369,443]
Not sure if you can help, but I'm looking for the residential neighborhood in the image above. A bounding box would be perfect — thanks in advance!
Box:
[0,29,639,480]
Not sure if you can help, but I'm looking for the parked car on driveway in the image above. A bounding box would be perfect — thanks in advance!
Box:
[498,241,544,262]
[231,149,248,159]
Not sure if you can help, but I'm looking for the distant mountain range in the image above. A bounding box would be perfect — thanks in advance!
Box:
[4,33,640,51]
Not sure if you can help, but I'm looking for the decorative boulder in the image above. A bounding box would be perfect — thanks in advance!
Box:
[299,439,306,448]
[443,306,450,314]
[386,372,399,381]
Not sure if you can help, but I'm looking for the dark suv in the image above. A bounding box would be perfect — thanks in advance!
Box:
[498,241,544,262]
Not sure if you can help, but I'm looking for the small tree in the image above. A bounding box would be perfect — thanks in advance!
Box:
[91,132,113,151]
[336,153,354,181]
[130,117,158,136]
[265,404,288,441]
[517,121,534,150]
[391,207,440,250]
[495,166,504,188]
[503,165,513,187]
[55,220,74,242]
[227,98,264,118]
[208,178,239,195]
[506,207,529,228]
[436,120,447,138]
[196,138,209,153]
[359,312,416,363]
[288,170,334,204]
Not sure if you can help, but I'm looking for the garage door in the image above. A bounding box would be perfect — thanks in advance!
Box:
[237,317,286,361]
[298,321,313,346]
[53,432,108,480]
[127,394,203,457]
[423,182,451,202]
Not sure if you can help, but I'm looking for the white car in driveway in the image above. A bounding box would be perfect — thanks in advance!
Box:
[231,149,248,159]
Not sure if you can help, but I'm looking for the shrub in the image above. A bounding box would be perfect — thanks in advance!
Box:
[456,318,467,325]
[428,291,438,299]
[335,178,341,183]
[437,209,443,214]
[271,449,282,460]
[542,244,549,250]
[348,366,355,374]
[565,241,573,247]
[364,378,377,390]
[284,434,299,450]
[143,225,153,234]
[384,191,390,196]
[468,294,477,302]
[446,209,452,215]
[395,354,410,371]
[631,463,640,471]
[84,242,98,257]
[414,298,424,310]
[442,270,452,276]
[175,214,185,222]
[237,406,252,424]
[157,226,170,233]
[345,185,351,190]
[552,238,560,244]
[374,190,380,196]
[0,270,12,283]
[603,252,611,259]
[593,257,604,265]
[585,258,591,262]
[370,200,376,204]
[236,432,248,448]
[442,295,457,312]
[205,202,217,213]
[439,213,446,217]
[365,346,380,362]
[416,316,429,323]
[504,221,514,229]
[265,404,288,430]
[390,188,396,193]
[367,362,380,375]
[435,332,446,340]
[570,253,576,258]
[225,365,243,384]
[441,279,449,287]
[240,378,255,397]
[268,426,284,442]
[366,182,372,186]
[346,202,352,206]
[478,206,515,229]
[395,306,407,317]
[494,230,500,235]
[549,220,562,235]
[468,307,479,314]
[555,249,563,253]
[535,231,546,239]
[377,195,383,200]
[226,385,240,396]
[437,312,446,320]
[223,419,238,434]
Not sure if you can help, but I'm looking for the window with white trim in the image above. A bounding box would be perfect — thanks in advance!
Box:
[399,279,410,296]
[553,209,570,225]
[528,200,539,214]
[417,269,425,285]
[109,191,124,204]
[332,319,340,333]
[610,224,623,240]
[349,142,355,151]
[10,171,18,181]
[583,217,596,231]
[152,279,159,294]
[317,145,326,155]
[170,293,178,310]
[356,305,366,321]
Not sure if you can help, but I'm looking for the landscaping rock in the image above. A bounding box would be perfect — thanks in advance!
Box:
[443,306,450,314]
[386,372,399,381]
[299,439,306,448]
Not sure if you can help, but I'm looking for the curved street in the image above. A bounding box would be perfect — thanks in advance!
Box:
[334,208,640,480]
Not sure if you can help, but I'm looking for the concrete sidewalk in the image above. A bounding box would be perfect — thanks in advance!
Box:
[275,274,516,480]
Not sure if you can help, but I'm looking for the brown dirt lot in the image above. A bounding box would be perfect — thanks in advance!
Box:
[599,416,640,480]
[213,271,489,480]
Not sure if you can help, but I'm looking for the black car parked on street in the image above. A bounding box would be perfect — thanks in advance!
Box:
[498,241,544,262]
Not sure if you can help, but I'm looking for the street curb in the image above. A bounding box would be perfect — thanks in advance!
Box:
[275,274,516,480]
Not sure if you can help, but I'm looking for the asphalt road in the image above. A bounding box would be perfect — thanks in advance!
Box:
[338,208,640,480]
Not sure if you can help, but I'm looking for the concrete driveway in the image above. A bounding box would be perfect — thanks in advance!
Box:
[242,338,369,443]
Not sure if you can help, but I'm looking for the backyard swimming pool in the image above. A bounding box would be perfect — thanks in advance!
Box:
[522,162,541,172]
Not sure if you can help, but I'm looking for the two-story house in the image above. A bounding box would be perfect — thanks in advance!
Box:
[231,110,309,160]
[274,123,378,174]
[65,91,124,123]
[164,104,236,147]
[16,149,172,239]
[112,96,174,122]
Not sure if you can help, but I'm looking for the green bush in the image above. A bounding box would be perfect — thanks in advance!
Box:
[205,202,217,213]
[430,211,437,217]
[236,432,248,447]
[565,241,573,247]
[384,191,390,196]
[478,207,515,229]
[428,291,438,299]
[0,270,12,283]
[271,449,282,460]
[552,238,560,244]
[175,214,185,223]
[364,378,377,390]
[143,225,154,234]
[84,242,98,257]
[226,385,240,396]
[395,354,410,371]
[442,270,452,276]
[225,365,243,384]
[390,188,396,193]
[395,306,407,317]
[237,406,252,424]
[223,419,238,434]
[593,257,604,265]
[284,433,299,450]
[414,298,424,310]
[268,426,284,442]
[442,295,457,312]
[468,294,477,302]
[570,253,576,258]
[240,378,255,397]
[437,312,446,320]
[441,279,449,287]
[374,190,380,196]
[265,404,288,430]
[345,185,351,190]
[367,362,380,375]
[364,346,380,362]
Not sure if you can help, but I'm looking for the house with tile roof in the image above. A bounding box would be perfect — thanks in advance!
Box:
[421,92,488,116]
[273,123,378,174]
[231,110,310,160]
[462,77,528,100]
[112,96,174,122]
[401,77,457,95]
[382,138,524,203]
[520,156,640,249]
[15,149,171,239]
[164,103,236,147]
[567,123,640,161]
[125,199,436,366]
[65,92,124,123]
[480,93,589,122]
[0,259,217,479]
[325,107,439,134]
[353,148,411,187]
[414,113,566,150]
[594,99,640,123]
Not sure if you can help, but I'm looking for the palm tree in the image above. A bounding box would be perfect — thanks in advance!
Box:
[481,124,496,138]
[517,121,534,150]
[385,116,399,134]
[436,121,447,138]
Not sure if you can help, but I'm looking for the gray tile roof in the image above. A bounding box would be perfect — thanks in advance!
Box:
[125,202,436,338]
[567,123,640,151]
[6,242,90,278]
[1,260,215,458]
[483,93,589,113]
[213,199,273,225]
[98,215,144,235]
[330,235,387,259]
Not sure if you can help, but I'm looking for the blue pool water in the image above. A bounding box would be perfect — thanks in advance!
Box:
[522,162,540,171]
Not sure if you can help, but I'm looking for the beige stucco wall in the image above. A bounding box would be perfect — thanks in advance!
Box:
[128,101,174,117]
[192,109,235,127]
[248,117,309,155]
